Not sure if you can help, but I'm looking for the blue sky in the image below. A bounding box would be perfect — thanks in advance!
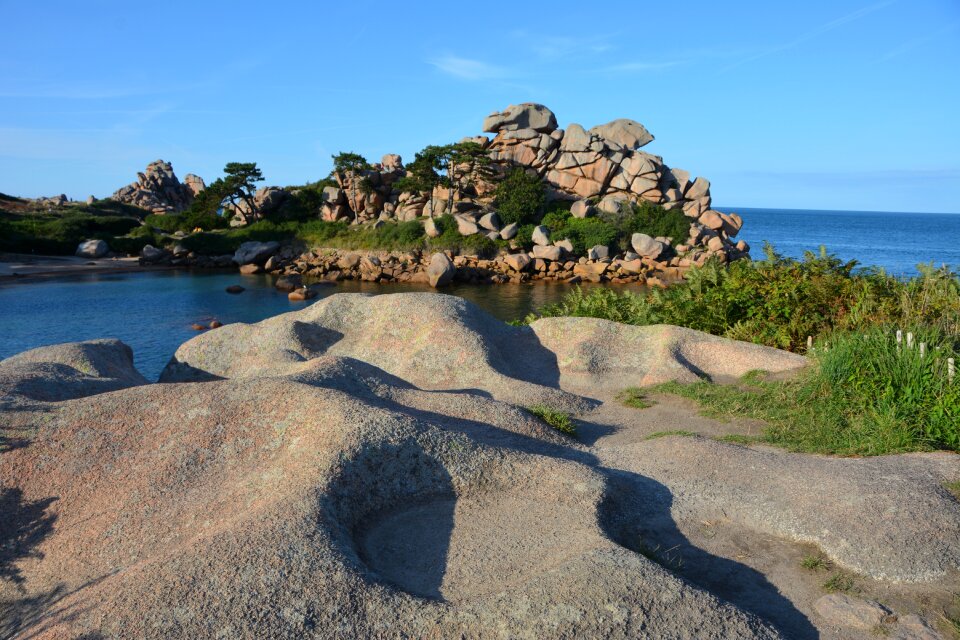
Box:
[1,0,958,213]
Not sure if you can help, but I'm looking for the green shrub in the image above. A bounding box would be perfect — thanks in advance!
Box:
[596,200,691,249]
[528,245,960,353]
[0,213,141,254]
[181,220,298,254]
[526,405,577,438]
[540,207,619,254]
[427,215,498,256]
[145,210,229,233]
[494,168,545,226]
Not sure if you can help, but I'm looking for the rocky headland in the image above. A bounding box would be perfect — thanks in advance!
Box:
[93,103,748,286]
[2,293,958,639]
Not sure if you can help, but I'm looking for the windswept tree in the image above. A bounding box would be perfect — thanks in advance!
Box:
[331,152,370,222]
[396,147,443,218]
[219,162,264,225]
[447,141,492,214]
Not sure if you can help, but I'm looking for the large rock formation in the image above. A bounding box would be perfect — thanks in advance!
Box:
[111,160,204,214]
[2,294,957,639]
[0,294,960,640]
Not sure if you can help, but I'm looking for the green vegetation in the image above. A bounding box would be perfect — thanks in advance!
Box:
[801,554,831,571]
[494,168,546,226]
[822,572,855,593]
[643,430,696,440]
[616,387,655,409]
[598,199,692,249]
[945,480,960,501]
[656,327,960,455]
[528,245,960,353]
[0,204,143,254]
[526,404,577,438]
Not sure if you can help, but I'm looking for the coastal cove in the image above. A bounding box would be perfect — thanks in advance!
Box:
[0,270,587,379]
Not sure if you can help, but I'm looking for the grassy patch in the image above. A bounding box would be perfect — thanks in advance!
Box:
[616,387,655,409]
[716,434,763,445]
[946,480,960,501]
[801,554,832,571]
[643,430,696,440]
[526,405,577,438]
[822,572,856,593]
[654,327,960,455]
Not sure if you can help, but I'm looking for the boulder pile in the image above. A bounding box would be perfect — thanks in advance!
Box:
[306,103,748,269]
[111,159,205,214]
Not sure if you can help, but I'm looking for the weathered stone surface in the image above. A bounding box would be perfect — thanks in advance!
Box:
[8,295,958,639]
[503,253,531,272]
[573,262,607,282]
[587,245,610,260]
[381,153,403,171]
[478,211,501,231]
[483,103,558,134]
[499,222,518,240]
[570,200,594,218]
[75,239,109,259]
[699,210,724,231]
[424,216,440,238]
[813,595,890,630]
[554,238,574,253]
[139,244,167,263]
[532,244,563,261]
[455,215,479,236]
[588,119,654,150]
[631,233,664,259]
[532,225,551,246]
[427,252,455,287]
[233,241,280,266]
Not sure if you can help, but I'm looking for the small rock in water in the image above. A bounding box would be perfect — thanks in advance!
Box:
[288,287,318,301]
[225,285,245,294]
[209,320,223,329]
[191,323,207,331]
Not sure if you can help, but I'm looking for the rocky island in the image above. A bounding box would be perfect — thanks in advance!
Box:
[2,293,958,638]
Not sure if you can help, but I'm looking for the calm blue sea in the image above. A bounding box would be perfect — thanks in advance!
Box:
[731,207,960,276]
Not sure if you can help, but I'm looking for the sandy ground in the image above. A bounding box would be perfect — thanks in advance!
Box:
[0,252,150,281]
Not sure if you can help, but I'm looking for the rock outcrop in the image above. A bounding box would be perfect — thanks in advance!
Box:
[111,160,204,214]
[2,294,957,638]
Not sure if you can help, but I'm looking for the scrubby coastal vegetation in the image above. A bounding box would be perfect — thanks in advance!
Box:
[526,246,960,454]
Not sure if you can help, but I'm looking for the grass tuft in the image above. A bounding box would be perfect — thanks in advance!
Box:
[801,554,831,571]
[617,387,655,409]
[643,430,696,440]
[526,405,577,438]
[822,572,856,593]
[945,480,960,501]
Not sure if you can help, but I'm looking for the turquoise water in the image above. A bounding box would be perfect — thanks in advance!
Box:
[0,271,580,380]
[733,207,960,275]
[2,207,958,380]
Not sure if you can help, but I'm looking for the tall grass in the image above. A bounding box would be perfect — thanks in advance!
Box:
[659,328,960,454]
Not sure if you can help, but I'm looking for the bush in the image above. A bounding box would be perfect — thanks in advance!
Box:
[145,210,229,233]
[427,215,498,256]
[540,207,619,254]
[594,200,691,250]
[0,213,141,254]
[494,168,545,226]
[528,245,960,353]
[181,220,298,254]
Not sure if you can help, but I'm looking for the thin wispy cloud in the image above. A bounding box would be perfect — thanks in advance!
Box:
[427,55,512,80]
[721,0,897,72]
[876,21,959,62]
[602,61,683,73]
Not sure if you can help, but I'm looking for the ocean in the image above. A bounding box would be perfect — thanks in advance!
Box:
[731,207,960,276]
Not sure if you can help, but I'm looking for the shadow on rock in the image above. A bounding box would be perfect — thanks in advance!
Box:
[599,469,818,640]
[0,487,57,587]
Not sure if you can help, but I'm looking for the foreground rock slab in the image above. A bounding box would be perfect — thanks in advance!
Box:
[1,293,957,639]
